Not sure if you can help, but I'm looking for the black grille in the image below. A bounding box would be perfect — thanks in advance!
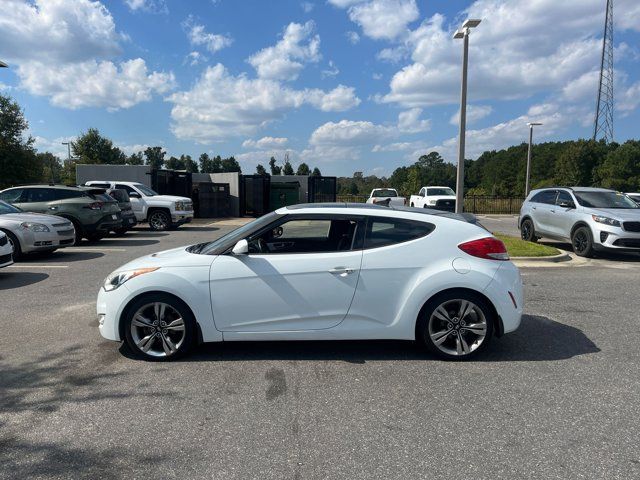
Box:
[613,239,640,248]
[623,222,640,232]
[0,253,12,264]
[0,235,6,247]
[57,229,74,236]
[435,199,455,211]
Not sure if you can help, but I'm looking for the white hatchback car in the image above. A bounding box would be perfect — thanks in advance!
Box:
[98,204,523,361]
[0,231,13,268]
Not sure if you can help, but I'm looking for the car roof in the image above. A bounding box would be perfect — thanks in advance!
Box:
[2,184,84,190]
[531,186,615,193]
[86,181,141,184]
[283,203,477,223]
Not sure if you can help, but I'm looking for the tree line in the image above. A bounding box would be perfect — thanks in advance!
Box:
[338,140,640,197]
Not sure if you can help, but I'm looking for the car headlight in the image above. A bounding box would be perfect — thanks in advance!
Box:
[175,201,185,210]
[427,200,437,205]
[103,267,159,291]
[20,222,50,232]
[592,215,621,227]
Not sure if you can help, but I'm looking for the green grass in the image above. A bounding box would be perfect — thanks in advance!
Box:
[495,234,561,257]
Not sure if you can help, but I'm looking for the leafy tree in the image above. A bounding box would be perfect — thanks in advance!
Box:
[296,163,310,175]
[37,152,63,184]
[594,141,640,191]
[554,140,603,187]
[165,156,185,170]
[126,151,144,165]
[0,94,42,188]
[211,155,223,173]
[255,164,269,176]
[269,156,282,175]
[182,154,198,173]
[144,146,166,169]
[72,128,126,165]
[311,167,321,176]
[199,153,213,173]
[221,156,241,173]
[282,158,294,175]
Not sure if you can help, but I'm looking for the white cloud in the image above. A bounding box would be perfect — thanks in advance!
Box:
[449,105,493,126]
[301,1,314,13]
[310,120,393,146]
[183,16,233,54]
[167,64,360,143]
[242,137,289,149]
[346,31,360,44]
[300,145,362,163]
[618,81,640,114]
[398,108,430,133]
[330,0,419,40]
[372,141,426,152]
[185,51,206,66]
[376,46,408,63]
[124,0,168,14]
[322,60,340,78]
[33,135,77,158]
[19,58,175,110]
[247,21,320,81]
[0,0,121,63]
[118,143,151,155]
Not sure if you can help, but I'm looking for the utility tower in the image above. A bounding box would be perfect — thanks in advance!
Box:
[593,0,614,142]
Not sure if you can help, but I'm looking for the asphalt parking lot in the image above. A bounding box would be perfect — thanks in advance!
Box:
[1,219,639,480]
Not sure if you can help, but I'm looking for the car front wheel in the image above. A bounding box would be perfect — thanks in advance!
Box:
[572,226,594,257]
[123,294,195,361]
[418,291,494,360]
[148,210,171,231]
[520,218,538,242]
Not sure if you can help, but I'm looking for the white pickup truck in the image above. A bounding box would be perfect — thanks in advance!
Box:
[84,181,193,231]
[366,188,406,207]
[410,186,456,211]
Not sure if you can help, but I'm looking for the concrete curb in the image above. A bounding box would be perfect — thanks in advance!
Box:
[511,252,571,263]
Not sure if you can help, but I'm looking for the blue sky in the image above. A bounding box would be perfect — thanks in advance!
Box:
[1,0,639,177]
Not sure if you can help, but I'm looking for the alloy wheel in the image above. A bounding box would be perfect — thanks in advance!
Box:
[573,231,588,254]
[130,302,186,357]
[427,299,488,356]
[521,221,532,241]
[149,212,169,230]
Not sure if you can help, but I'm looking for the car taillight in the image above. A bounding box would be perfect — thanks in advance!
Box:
[85,202,103,210]
[458,237,509,261]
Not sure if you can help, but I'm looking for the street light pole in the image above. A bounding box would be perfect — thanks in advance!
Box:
[453,19,481,214]
[62,142,71,161]
[525,122,542,196]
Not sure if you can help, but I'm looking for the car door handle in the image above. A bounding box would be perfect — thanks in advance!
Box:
[329,267,356,275]
[48,206,58,211]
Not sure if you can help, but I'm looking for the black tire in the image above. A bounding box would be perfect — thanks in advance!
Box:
[520,218,538,243]
[572,226,594,257]
[410,202,414,207]
[113,228,128,236]
[417,290,494,360]
[2,230,22,260]
[123,293,196,361]
[66,218,83,245]
[86,233,104,242]
[148,209,171,231]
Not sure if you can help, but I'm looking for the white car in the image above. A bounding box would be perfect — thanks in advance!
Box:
[365,188,406,207]
[84,181,193,231]
[410,186,457,211]
[0,231,13,268]
[97,204,523,361]
[627,193,640,206]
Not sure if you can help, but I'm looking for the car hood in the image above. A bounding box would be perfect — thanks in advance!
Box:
[0,212,71,225]
[589,208,640,220]
[147,195,191,203]
[114,246,213,272]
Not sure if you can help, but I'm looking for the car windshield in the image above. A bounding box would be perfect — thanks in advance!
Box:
[573,191,639,209]
[372,189,397,197]
[188,212,280,255]
[0,200,22,214]
[427,187,455,196]
[135,184,158,196]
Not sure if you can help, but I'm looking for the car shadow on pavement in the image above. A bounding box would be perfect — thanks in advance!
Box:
[543,241,640,262]
[19,251,104,263]
[120,231,169,238]
[0,272,49,290]
[176,314,599,363]
[91,239,160,247]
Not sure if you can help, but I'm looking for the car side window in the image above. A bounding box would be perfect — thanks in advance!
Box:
[248,217,361,254]
[54,189,84,200]
[556,191,574,207]
[0,188,25,203]
[90,183,111,189]
[419,188,425,196]
[115,184,137,195]
[531,190,557,205]
[364,217,434,249]
[26,188,56,202]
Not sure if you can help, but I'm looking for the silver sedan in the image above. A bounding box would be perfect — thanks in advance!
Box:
[0,200,75,259]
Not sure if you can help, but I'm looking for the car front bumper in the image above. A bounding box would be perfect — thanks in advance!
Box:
[593,225,640,251]
[171,210,193,225]
[0,243,13,267]
[17,228,76,253]
[97,283,133,342]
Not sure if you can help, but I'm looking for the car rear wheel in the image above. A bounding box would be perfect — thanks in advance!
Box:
[418,291,494,360]
[113,227,128,236]
[520,218,538,242]
[3,230,22,260]
[86,233,104,242]
[148,210,171,231]
[124,294,196,361]
[572,226,594,257]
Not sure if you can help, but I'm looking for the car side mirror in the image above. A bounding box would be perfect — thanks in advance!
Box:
[232,239,249,255]
[129,192,141,198]
[559,201,575,209]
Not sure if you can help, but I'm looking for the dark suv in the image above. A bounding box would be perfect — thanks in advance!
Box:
[105,188,137,235]
[0,185,123,243]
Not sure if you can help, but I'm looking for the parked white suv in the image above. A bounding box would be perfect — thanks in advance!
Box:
[518,187,640,257]
[85,181,193,231]
[410,186,456,211]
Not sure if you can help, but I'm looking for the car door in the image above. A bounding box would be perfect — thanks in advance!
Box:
[13,188,56,214]
[529,190,557,235]
[115,184,144,218]
[548,190,577,238]
[209,214,364,332]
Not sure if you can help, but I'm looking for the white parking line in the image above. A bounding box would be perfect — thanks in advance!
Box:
[8,265,69,269]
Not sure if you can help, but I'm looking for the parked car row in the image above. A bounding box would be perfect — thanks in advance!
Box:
[519,187,640,257]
